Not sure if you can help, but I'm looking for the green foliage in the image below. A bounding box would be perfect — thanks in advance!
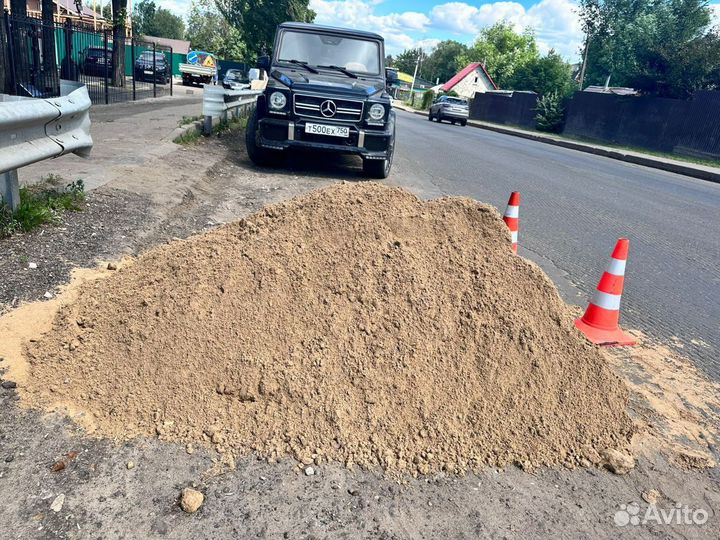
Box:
[509,50,576,97]
[215,0,315,59]
[423,40,469,84]
[579,0,720,98]
[393,48,427,78]
[0,175,86,238]
[132,0,185,39]
[461,22,539,89]
[535,92,565,133]
[420,90,435,110]
[185,0,245,60]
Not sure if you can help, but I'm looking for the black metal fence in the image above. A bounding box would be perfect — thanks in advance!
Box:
[469,91,539,129]
[1,11,172,104]
[563,91,720,160]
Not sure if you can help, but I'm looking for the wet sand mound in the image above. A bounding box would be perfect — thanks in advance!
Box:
[22,182,632,475]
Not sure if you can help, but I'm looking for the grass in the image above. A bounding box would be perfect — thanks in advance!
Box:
[0,174,86,238]
[559,135,720,168]
[178,114,203,127]
[174,115,248,145]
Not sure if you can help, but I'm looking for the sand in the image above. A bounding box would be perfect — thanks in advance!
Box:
[17,182,633,475]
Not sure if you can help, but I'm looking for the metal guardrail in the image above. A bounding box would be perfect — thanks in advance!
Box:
[0,84,93,210]
[202,85,261,135]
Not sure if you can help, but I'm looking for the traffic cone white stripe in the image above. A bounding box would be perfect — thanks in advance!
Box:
[504,205,519,218]
[510,231,518,243]
[606,257,626,276]
[591,290,623,311]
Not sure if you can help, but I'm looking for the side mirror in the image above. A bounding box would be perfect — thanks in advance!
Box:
[385,68,398,84]
[257,56,271,71]
[248,68,261,81]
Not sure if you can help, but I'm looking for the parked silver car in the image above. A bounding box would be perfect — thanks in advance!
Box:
[428,95,469,126]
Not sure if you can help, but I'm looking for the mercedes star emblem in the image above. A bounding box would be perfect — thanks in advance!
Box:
[320,100,337,117]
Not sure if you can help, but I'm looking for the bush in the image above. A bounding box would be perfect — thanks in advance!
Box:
[420,90,435,110]
[0,175,86,238]
[535,92,565,133]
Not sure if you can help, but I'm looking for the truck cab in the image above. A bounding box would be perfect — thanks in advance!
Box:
[245,22,397,178]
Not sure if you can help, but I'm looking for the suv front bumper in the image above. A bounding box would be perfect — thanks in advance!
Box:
[257,117,393,159]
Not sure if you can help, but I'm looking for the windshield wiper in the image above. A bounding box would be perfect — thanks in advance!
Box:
[317,64,358,78]
[285,59,318,73]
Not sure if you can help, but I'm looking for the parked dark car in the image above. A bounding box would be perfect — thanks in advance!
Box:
[222,68,250,90]
[80,47,113,77]
[428,95,469,125]
[245,22,397,178]
[134,51,170,84]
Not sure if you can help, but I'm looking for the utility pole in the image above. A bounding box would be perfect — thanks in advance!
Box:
[578,34,590,90]
[409,48,422,106]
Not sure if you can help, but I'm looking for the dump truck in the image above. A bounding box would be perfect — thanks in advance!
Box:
[179,50,218,86]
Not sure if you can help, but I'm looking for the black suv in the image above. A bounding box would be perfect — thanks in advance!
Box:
[245,22,397,178]
[134,51,170,84]
[80,47,113,77]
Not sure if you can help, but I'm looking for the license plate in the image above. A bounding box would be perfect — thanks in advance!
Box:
[305,123,349,138]
[144,70,153,75]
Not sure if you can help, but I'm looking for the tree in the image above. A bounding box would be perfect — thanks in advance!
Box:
[509,50,575,96]
[579,0,720,98]
[393,48,427,78]
[185,0,245,59]
[215,0,315,59]
[462,21,539,89]
[535,91,565,132]
[422,40,468,84]
[42,0,59,94]
[133,0,185,39]
[111,0,127,87]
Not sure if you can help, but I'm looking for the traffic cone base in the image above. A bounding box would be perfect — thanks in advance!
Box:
[574,317,636,346]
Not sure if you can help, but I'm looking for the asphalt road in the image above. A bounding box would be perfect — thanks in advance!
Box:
[390,109,720,379]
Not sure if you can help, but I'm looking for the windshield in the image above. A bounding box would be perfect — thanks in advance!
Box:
[277,30,381,76]
[225,69,248,82]
[140,52,166,61]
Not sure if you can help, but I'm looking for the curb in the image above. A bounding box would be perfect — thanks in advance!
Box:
[394,106,720,184]
[168,119,204,143]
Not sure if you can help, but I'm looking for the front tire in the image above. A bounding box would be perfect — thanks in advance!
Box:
[460,119,467,126]
[245,108,276,167]
[363,123,396,179]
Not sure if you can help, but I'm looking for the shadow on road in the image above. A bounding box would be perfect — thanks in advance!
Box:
[220,132,369,181]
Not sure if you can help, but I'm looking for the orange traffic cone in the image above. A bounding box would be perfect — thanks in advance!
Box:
[503,192,520,253]
[575,238,636,346]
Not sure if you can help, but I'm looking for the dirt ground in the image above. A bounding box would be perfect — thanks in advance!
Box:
[1,127,719,539]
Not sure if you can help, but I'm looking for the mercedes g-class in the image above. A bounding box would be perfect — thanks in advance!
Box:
[245,22,397,178]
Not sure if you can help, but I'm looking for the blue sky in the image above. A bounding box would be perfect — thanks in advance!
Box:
[155,0,720,60]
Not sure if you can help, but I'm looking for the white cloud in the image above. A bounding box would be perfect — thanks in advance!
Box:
[430,0,582,57]
[310,0,583,58]
[711,4,720,26]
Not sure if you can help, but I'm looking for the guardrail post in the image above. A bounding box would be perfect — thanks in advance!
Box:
[0,169,20,211]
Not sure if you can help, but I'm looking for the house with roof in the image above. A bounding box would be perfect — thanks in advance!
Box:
[441,62,497,99]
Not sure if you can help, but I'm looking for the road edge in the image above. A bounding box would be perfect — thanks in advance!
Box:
[393,105,720,184]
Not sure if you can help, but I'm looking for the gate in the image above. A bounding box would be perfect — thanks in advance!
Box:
[1,11,173,104]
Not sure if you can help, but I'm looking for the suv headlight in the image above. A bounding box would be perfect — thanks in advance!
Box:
[269,91,287,110]
[368,103,385,121]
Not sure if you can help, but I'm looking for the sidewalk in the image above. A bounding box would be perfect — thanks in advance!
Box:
[21,92,204,190]
[393,103,720,184]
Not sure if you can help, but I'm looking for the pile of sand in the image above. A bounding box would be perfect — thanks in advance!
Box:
[21,183,632,475]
